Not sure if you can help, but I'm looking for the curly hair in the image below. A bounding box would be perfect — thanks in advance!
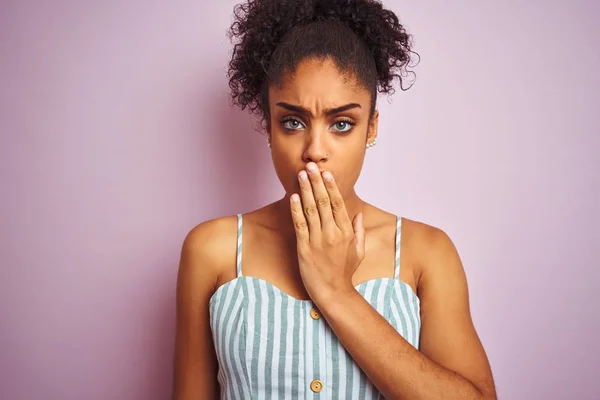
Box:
[227,0,418,124]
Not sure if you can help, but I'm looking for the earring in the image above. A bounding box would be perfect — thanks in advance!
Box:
[366,138,377,149]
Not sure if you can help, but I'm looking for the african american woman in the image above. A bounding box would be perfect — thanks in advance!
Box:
[172,1,496,399]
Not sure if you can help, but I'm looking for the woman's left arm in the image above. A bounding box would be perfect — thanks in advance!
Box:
[291,164,496,399]
[314,227,497,400]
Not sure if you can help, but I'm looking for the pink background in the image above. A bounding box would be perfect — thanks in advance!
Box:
[1,1,598,399]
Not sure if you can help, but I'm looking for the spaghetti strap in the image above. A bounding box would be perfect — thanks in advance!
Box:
[236,213,243,277]
[394,215,401,279]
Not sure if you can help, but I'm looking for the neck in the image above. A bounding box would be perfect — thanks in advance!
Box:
[272,189,367,235]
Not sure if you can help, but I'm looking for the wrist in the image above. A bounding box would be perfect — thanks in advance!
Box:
[311,282,357,309]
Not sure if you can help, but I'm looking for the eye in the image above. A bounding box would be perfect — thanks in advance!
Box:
[281,118,305,130]
[332,120,355,133]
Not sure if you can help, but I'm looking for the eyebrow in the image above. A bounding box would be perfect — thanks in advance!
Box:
[275,102,362,117]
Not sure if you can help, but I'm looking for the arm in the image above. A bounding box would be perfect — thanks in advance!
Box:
[172,217,236,400]
[315,225,496,400]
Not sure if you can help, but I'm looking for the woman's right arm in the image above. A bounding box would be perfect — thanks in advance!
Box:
[172,217,236,400]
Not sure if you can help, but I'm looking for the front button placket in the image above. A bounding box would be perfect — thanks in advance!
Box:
[307,301,326,396]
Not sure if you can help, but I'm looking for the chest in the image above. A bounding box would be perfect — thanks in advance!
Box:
[216,227,417,301]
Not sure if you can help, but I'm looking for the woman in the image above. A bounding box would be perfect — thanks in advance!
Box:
[172,0,496,398]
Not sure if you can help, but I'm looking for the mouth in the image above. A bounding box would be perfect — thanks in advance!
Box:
[296,169,326,176]
[302,164,326,173]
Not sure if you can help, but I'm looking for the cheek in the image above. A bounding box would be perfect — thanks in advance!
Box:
[336,155,365,193]
[271,152,300,192]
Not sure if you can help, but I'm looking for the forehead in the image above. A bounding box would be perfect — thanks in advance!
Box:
[268,58,370,107]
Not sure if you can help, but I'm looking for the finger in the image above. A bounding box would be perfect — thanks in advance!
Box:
[306,162,335,229]
[298,169,321,234]
[290,194,309,242]
[352,212,366,260]
[321,170,353,233]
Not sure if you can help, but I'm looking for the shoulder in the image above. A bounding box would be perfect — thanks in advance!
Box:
[182,215,238,261]
[365,206,457,262]
[400,217,462,287]
[401,217,457,260]
[178,215,239,291]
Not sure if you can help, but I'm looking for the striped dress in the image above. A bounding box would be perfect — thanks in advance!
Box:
[209,214,421,399]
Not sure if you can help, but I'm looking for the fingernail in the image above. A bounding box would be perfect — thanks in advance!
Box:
[322,171,333,181]
[291,194,299,203]
[306,163,318,173]
[299,171,308,181]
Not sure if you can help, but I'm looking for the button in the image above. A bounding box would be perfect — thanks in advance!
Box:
[310,307,321,320]
[310,379,323,393]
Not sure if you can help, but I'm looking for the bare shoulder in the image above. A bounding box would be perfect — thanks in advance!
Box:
[179,215,239,289]
[363,205,457,272]
[398,217,465,296]
[182,215,239,265]
[400,218,459,268]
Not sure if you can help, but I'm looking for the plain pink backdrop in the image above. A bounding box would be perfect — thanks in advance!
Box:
[1,0,598,399]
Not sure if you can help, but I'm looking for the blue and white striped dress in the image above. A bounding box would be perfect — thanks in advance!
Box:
[209,214,421,399]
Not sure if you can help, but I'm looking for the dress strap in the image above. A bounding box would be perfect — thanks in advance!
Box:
[236,213,243,277]
[394,216,401,279]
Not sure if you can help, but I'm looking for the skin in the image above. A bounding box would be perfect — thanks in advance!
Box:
[172,57,496,399]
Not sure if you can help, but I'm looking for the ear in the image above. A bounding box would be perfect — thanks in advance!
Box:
[367,109,379,142]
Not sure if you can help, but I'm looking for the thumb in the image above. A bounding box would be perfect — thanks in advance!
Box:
[352,212,366,258]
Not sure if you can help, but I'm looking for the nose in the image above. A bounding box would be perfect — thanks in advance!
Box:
[302,134,329,163]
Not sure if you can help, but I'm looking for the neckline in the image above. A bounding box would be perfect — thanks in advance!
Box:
[208,275,419,306]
